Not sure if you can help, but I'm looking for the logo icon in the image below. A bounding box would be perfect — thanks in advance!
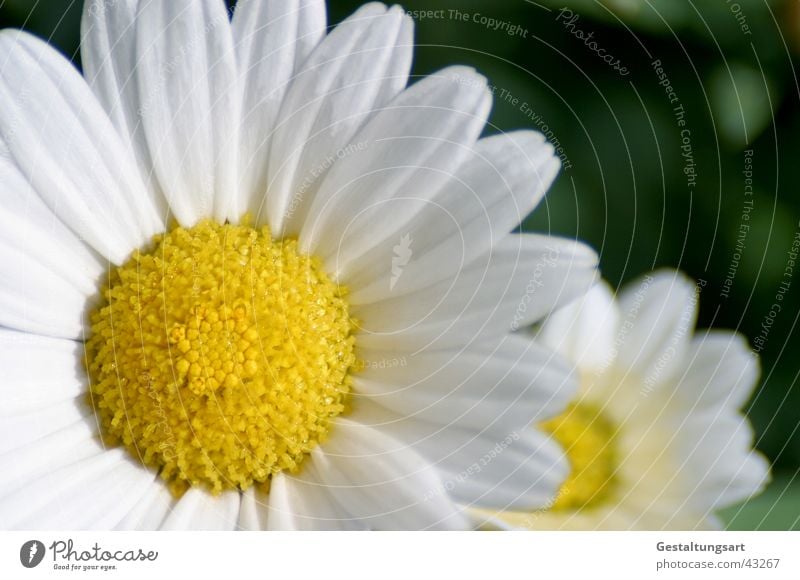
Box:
[390,233,413,290]
[20,540,45,568]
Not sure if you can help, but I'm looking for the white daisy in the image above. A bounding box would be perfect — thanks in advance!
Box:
[480,271,770,530]
[0,0,598,530]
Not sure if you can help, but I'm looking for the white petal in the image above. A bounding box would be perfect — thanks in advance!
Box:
[233,0,327,221]
[710,451,770,508]
[237,487,269,530]
[312,418,469,529]
[350,401,568,511]
[0,249,87,338]
[0,245,92,340]
[0,159,102,338]
[0,158,104,297]
[160,488,241,530]
[673,412,770,511]
[81,0,168,219]
[446,428,568,511]
[2,449,154,530]
[355,334,576,431]
[537,280,620,373]
[0,30,162,263]
[674,331,759,411]
[615,270,698,385]
[345,131,560,303]
[467,507,517,530]
[135,0,240,224]
[299,66,492,262]
[0,330,87,416]
[266,470,364,530]
[0,421,102,498]
[47,458,155,530]
[0,398,92,455]
[81,0,138,135]
[353,234,598,351]
[115,481,175,530]
[265,3,413,235]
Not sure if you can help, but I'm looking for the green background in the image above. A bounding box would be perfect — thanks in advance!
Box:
[2,0,798,529]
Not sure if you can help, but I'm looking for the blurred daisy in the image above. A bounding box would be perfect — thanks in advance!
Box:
[479,271,769,530]
[0,0,597,530]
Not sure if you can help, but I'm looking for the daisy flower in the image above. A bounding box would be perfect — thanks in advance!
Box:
[480,271,770,530]
[0,0,598,530]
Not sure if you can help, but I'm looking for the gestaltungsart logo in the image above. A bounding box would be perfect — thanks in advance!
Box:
[20,540,46,568]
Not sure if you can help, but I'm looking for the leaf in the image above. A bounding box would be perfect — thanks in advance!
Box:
[720,473,800,530]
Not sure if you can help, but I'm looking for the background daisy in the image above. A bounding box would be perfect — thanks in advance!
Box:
[481,271,770,530]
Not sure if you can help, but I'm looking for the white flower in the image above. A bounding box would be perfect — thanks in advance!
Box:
[480,271,770,530]
[0,0,598,530]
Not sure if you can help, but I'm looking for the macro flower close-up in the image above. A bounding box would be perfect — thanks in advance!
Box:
[475,272,770,530]
[0,0,598,530]
[1,0,799,567]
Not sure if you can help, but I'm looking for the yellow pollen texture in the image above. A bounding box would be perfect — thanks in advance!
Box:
[541,401,619,512]
[85,220,356,496]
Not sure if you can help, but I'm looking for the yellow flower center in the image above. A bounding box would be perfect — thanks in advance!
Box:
[541,401,619,511]
[85,220,356,497]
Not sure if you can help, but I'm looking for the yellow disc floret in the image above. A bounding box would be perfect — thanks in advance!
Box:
[541,401,619,511]
[85,220,356,497]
